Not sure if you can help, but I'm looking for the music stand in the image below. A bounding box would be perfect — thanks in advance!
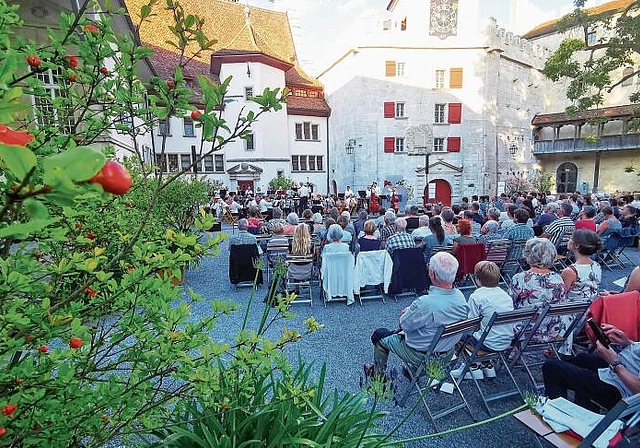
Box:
[358,190,366,198]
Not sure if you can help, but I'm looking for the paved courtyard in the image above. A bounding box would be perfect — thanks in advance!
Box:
[184,226,638,447]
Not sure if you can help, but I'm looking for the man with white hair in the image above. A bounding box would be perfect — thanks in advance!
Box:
[536,203,559,229]
[228,218,258,246]
[478,220,503,244]
[380,210,397,242]
[384,218,416,256]
[366,252,469,377]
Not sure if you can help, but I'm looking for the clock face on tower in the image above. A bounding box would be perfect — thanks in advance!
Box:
[429,0,459,39]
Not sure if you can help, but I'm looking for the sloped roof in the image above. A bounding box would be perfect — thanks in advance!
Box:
[532,104,638,126]
[286,96,331,117]
[523,0,636,39]
[123,0,320,87]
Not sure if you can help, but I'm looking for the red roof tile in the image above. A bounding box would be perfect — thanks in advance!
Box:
[532,104,638,126]
[286,96,331,117]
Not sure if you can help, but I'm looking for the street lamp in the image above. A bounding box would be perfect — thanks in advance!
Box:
[345,139,357,189]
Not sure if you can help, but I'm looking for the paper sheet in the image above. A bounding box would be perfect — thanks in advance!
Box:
[613,277,628,288]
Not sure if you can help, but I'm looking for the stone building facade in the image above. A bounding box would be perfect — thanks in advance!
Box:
[523,0,640,194]
[319,0,553,205]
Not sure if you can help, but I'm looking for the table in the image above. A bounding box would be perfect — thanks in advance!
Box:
[514,409,581,448]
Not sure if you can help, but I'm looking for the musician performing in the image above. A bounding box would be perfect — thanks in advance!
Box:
[343,185,357,215]
[366,182,380,214]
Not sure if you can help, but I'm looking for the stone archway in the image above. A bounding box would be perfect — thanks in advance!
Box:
[424,179,452,206]
[556,162,578,193]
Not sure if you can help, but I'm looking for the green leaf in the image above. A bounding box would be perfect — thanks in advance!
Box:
[23,198,50,219]
[0,143,37,180]
[0,218,58,238]
[43,146,106,182]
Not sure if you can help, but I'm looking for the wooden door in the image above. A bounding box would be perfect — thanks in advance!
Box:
[425,179,452,206]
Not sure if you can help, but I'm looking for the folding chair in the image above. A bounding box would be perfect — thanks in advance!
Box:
[553,231,574,271]
[484,238,510,270]
[500,240,527,285]
[598,230,624,271]
[320,251,357,306]
[229,244,263,290]
[354,250,393,303]
[614,227,638,267]
[457,308,541,416]
[453,243,486,289]
[286,254,314,306]
[389,248,429,299]
[265,239,289,282]
[586,291,640,344]
[514,301,591,393]
[515,392,640,448]
[397,317,482,430]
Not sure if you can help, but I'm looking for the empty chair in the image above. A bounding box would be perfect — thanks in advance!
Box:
[453,242,486,288]
[320,251,357,306]
[388,247,429,297]
[229,244,263,289]
[355,249,393,303]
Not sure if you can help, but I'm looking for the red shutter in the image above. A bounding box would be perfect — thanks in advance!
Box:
[448,103,462,124]
[384,137,395,153]
[383,102,395,118]
[447,137,461,152]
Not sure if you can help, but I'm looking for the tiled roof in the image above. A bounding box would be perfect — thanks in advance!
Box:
[532,104,638,126]
[123,0,321,87]
[523,0,636,39]
[286,96,331,117]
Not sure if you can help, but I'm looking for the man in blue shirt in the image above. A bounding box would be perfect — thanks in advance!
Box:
[365,252,469,376]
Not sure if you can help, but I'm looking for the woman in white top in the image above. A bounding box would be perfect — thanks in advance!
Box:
[561,229,603,301]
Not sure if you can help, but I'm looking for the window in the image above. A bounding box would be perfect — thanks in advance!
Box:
[395,102,405,118]
[447,136,461,152]
[291,155,324,172]
[309,91,319,98]
[385,60,396,77]
[180,154,191,170]
[435,69,445,89]
[167,154,179,172]
[214,154,224,172]
[295,122,319,140]
[183,117,195,136]
[395,137,405,152]
[433,137,445,152]
[203,155,214,172]
[158,118,170,136]
[396,62,405,76]
[449,67,463,88]
[384,137,395,153]
[294,89,308,97]
[587,30,597,46]
[400,17,407,30]
[447,103,462,124]
[245,133,255,150]
[556,162,578,193]
[383,19,391,30]
[622,67,634,86]
[245,87,253,99]
[434,104,446,123]
[115,113,133,134]
[384,102,395,118]
[33,68,74,134]
[155,154,167,172]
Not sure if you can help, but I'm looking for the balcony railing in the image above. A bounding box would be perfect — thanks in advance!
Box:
[532,134,640,154]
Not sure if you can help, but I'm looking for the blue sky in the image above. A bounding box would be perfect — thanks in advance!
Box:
[248,0,582,74]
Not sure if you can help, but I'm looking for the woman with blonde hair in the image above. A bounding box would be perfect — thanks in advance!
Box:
[292,223,312,256]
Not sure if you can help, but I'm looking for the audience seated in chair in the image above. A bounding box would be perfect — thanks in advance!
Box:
[419,217,453,265]
[322,224,349,255]
[365,251,469,377]
[229,218,258,246]
[542,324,640,412]
[284,212,299,235]
[510,238,570,348]
[358,220,382,252]
[452,219,477,255]
[384,218,416,256]
[561,229,602,302]
[265,207,287,234]
[452,261,514,380]
[291,223,313,256]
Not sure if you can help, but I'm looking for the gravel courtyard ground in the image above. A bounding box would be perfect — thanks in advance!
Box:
[183,226,638,447]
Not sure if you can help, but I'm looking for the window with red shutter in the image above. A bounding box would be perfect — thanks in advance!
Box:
[383,102,395,118]
[448,103,462,124]
[384,137,395,153]
[447,137,461,152]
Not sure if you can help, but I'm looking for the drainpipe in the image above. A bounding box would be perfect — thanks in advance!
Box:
[592,151,601,194]
[325,116,330,194]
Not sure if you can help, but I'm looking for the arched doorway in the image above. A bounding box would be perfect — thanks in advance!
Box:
[556,162,578,193]
[424,179,452,206]
[331,180,338,195]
